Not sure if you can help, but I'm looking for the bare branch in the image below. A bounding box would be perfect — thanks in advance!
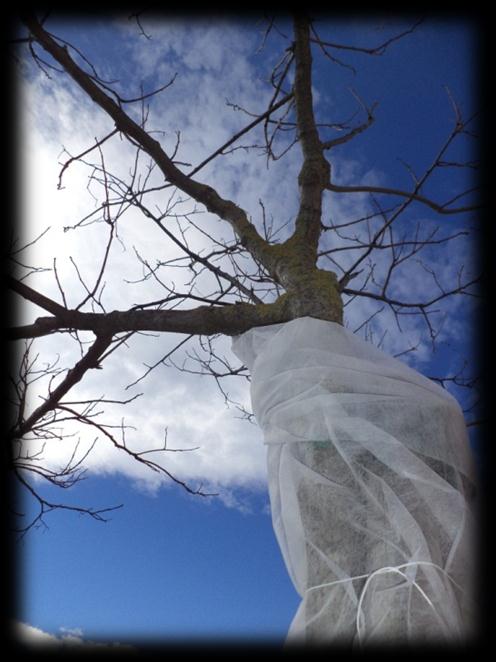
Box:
[13,468,123,537]
[7,275,69,318]
[125,334,193,390]
[325,95,479,215]
[128,9,152,40]
[188,92,293,178]
[8,289,296,341]
[124,195,264,304]
[58,129,119,190]
[57,404,216,497]
[290,15,330,255]
[325,181,478,215]
[117,72,178,104]
[322,102,377,150]
[310,19,424,57]
[342,275,480,311]
[9,333,113,441]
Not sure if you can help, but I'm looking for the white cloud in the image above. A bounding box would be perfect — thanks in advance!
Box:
[13,621,134,649]
[14,622,86,647]
[14,621,62,646]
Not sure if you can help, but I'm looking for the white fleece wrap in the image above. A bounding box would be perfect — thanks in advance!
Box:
[232,317,476,645]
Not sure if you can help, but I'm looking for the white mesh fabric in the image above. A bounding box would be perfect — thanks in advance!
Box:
[232,317,476,646]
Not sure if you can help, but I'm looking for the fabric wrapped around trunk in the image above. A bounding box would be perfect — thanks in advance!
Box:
[231,317,477,646]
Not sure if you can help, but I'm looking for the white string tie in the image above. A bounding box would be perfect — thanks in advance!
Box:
[306,560,466,645]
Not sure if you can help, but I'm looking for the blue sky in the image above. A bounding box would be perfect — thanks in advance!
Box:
[13,14,480,648]
[18,476,298,644]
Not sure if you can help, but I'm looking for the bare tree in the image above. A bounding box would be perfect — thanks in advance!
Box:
[9,12,480,540]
